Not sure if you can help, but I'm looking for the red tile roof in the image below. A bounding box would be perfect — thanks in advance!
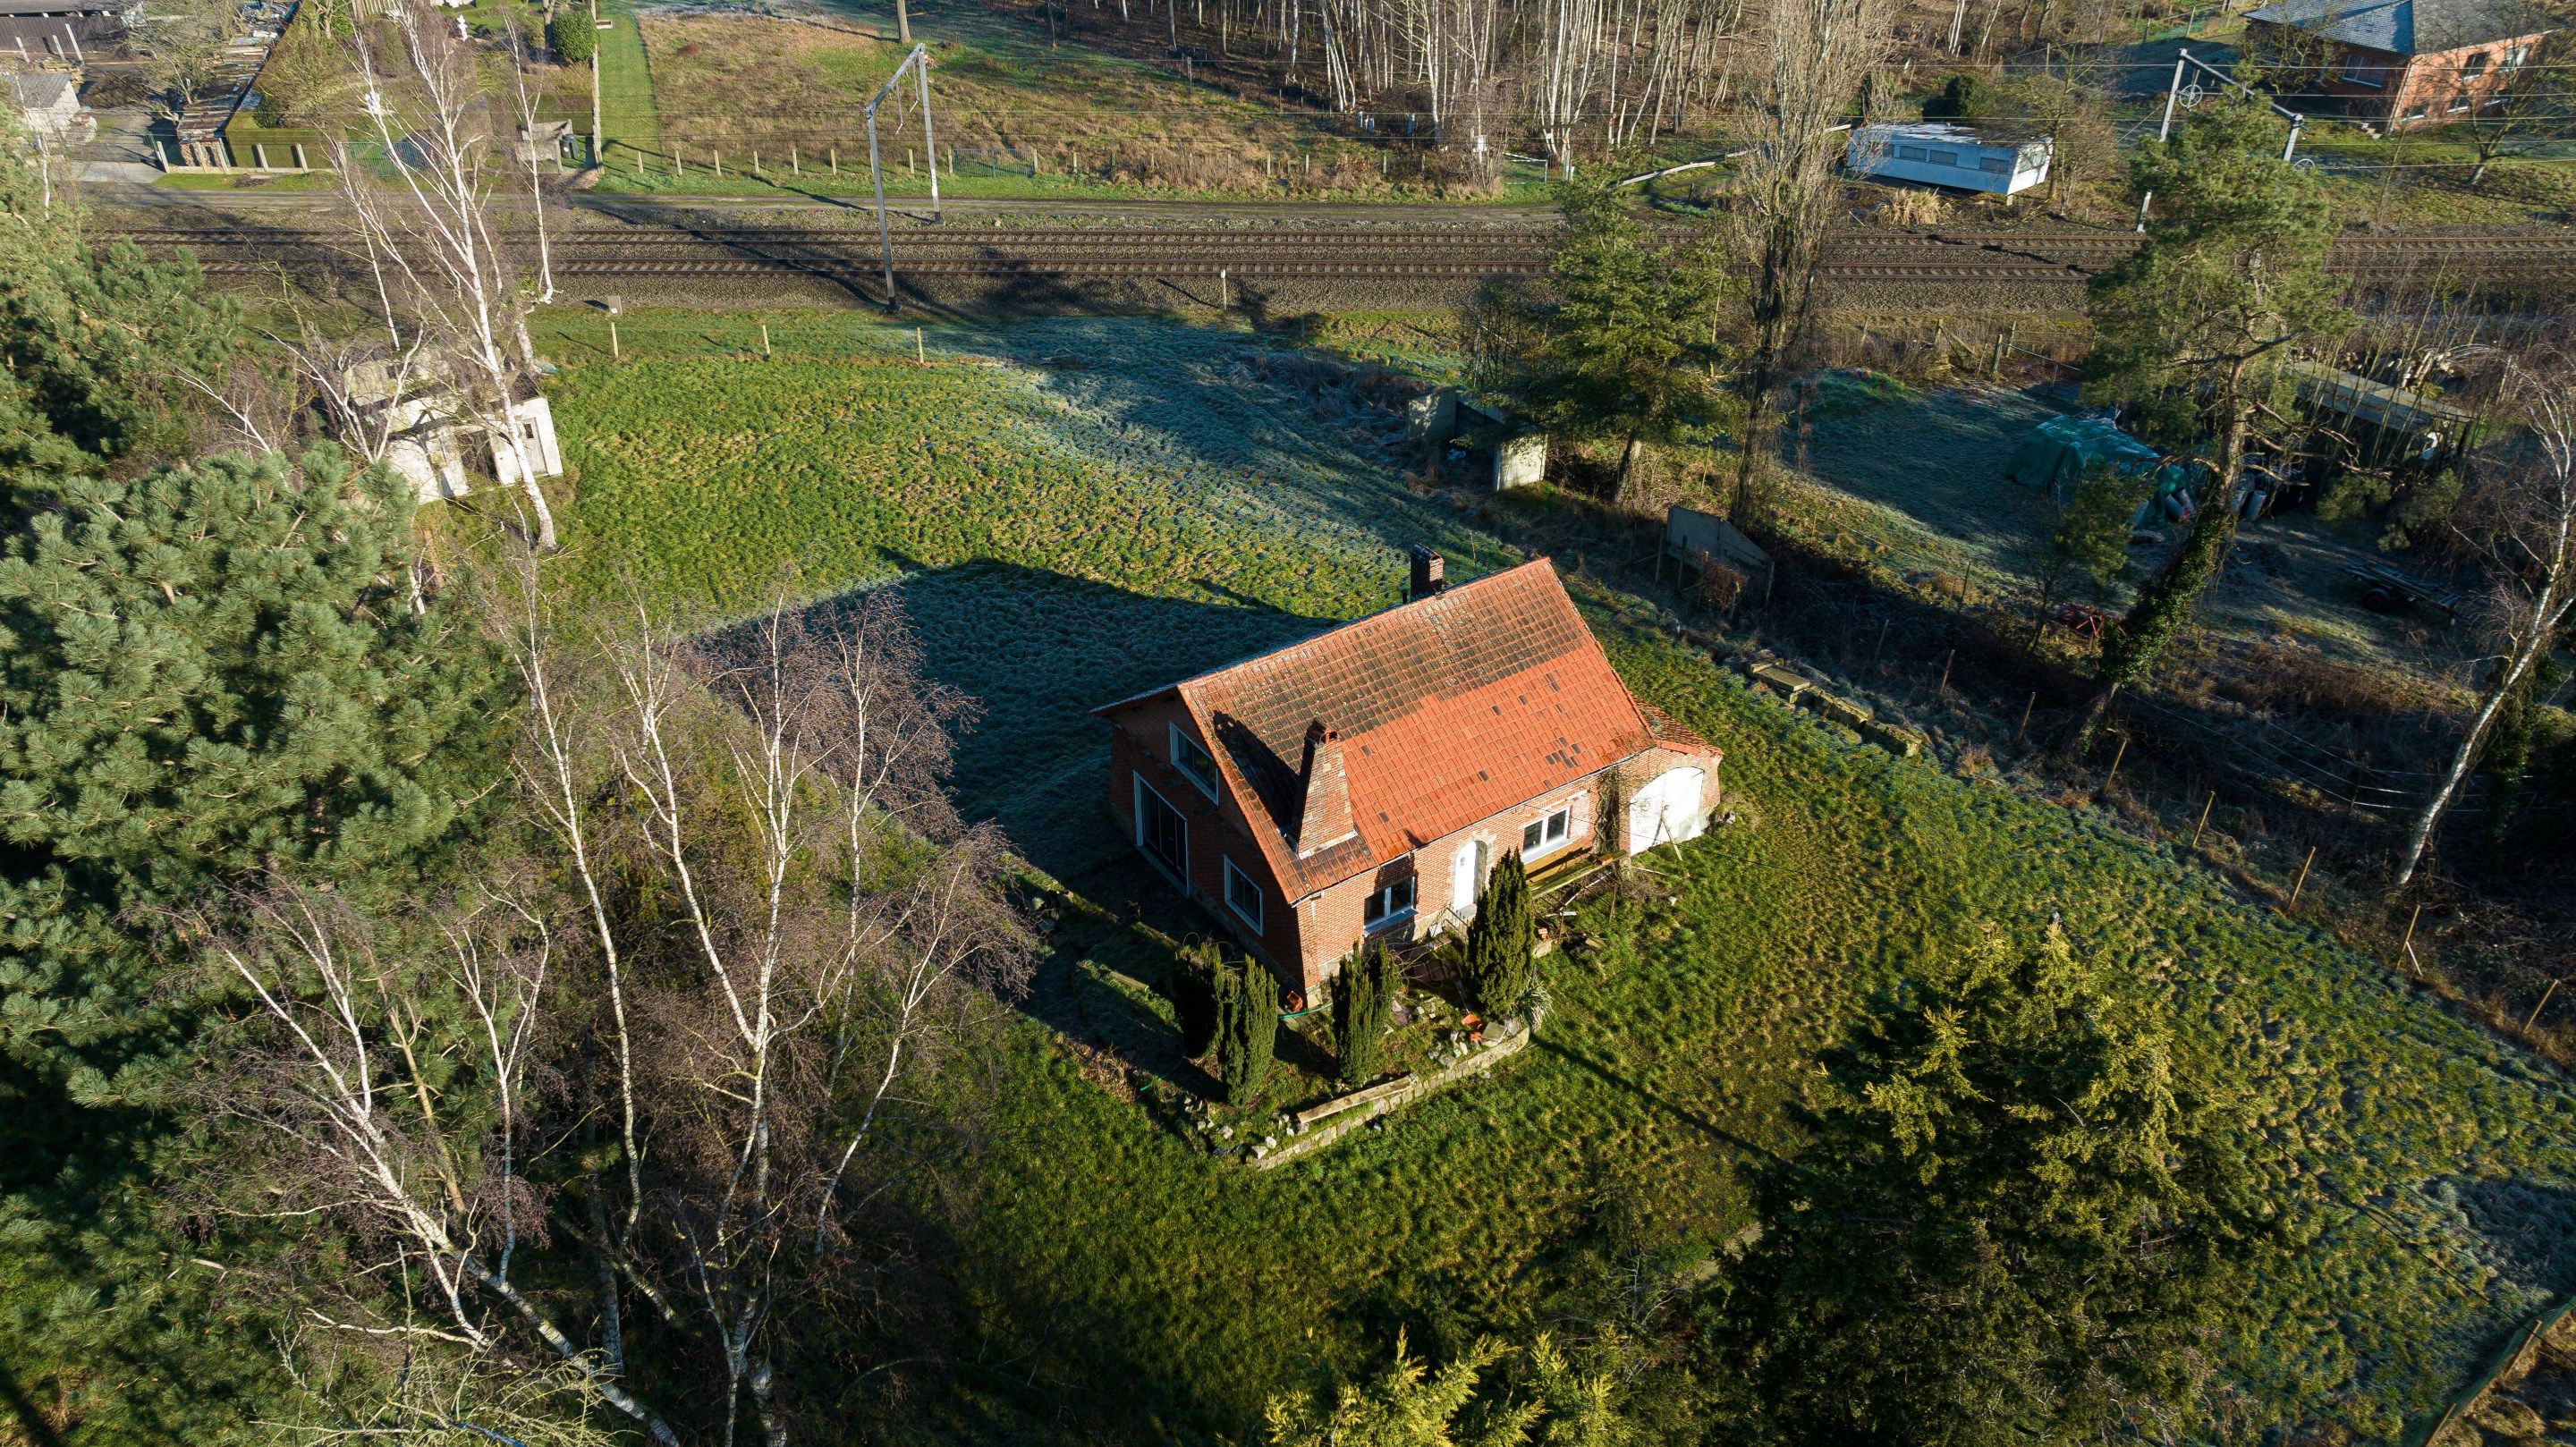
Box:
[1097,558,1718,899]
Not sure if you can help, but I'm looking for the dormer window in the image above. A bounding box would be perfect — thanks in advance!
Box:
[1170,723,1219,799]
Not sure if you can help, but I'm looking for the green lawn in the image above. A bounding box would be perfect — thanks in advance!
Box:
[530,309,2576,1444]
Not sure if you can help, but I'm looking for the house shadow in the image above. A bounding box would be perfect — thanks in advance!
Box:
[795,558,1338,1091]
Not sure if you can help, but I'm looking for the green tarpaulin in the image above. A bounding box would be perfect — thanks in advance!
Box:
[2005,415,2163,496]
[2006,416,2199,526]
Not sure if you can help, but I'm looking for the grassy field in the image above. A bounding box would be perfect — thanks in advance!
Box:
[574,6,1559,202]
[530,308,2576,1443]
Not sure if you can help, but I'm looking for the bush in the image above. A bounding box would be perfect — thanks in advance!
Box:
[1462,850,1532,1013]
[1216,954,1277,1104]
[1333,939,1397,1085]
[1171,941,1220,1058]
[547,11,597,63]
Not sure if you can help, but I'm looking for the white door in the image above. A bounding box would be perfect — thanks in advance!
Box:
[1450,839,1481,918]
[1627,767,1706,853]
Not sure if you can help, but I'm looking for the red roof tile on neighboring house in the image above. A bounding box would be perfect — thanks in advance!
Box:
[1100,558,1708,899]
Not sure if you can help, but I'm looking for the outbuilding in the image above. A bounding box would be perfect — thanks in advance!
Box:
[1846,122,2052,197]
[2246,0,2554,129]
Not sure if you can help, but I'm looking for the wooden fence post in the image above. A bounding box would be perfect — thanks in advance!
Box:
[2289,845,2318,906]
[2522,978,2560,1033]
[1936,648,1955,699]
[2103,733,2129,791]
[2015,691,2037,745]
[2190,790,2215,850]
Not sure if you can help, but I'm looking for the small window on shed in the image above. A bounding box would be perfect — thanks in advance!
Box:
[1929,149,1961,167]
[1979,156,2010,173]
[1898,144,1929,161]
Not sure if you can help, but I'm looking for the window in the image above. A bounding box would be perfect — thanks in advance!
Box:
[1223,857,1263,930]
[2462,50,2489,75]
[2504,44,2530,69]
[1929,149,1961,168]
[2404,103,2429,119]
[1362,876,1415,929]
[1135,777,1187,879]
[2449,90,2473,111]
[1897,144,1929,161]
[1169,723,1219,799]
[2340,50,2381,87]
[1521,802,1573,859]
[1978,156,2010,174]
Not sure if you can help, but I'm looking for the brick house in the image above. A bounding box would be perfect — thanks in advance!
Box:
[1092,551,1724,1003]
[2246,0,2554,129]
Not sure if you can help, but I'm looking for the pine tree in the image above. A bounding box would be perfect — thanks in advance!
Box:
[1335,939,1397,1085]
[1216,954,1278,1104]
[1712,924,2287,1446]
[0,129,506,1432]
[1482,177,1732,508]
[1462,851,1533,1014]
[2072,91,2345,748]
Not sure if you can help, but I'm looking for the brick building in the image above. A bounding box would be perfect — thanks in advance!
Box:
[1092,550,1724,1003]
[2246,0,2555,129]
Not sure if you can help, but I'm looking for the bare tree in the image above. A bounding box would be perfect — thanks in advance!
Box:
[212,568,1030,1444]
[133,0,236,123]
[1724,0,1894,523]
[495,576,1025,1445]
[2462,38,2564,188]
[210,884,685,1444]
[330,0,562,548]
[2394,355,2576,888]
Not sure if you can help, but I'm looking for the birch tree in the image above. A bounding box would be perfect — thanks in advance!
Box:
[2394,356,2576,888]
[330,0,562,548]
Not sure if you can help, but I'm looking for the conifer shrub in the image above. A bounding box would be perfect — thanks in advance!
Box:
[547,11,597,63]
[1462,850,1532,1013]
[1333,939,1396,1085]
[1171,941,1220,1058]
[1216,953,1276,1104]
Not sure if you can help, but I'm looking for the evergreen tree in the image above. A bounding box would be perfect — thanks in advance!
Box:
[2072,91,2346,747]
[1712,923,2286,1446]
[1482,177,1731,507]
[0,143,236,478]
[546,9,597,63]
[1173,939,1222,1057]
[1216,954,1278,1104]
[1334,938,1397,1085]
[0,131,506,1433]
[1462,851,1533,1013]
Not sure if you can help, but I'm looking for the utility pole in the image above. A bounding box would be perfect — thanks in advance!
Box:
[589,0,604,168]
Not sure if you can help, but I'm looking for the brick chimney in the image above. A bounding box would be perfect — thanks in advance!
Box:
[1407,545,1445,603]
[1295,720,1355,857]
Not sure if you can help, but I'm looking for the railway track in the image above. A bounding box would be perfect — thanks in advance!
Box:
[106,224,2576,287]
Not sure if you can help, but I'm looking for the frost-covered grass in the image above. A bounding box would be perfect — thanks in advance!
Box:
[535,309,2576,1443]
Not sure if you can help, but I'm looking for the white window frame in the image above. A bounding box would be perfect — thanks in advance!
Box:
[1133,775,1188,883]
[1223,857,1263,931]
[1361,876,1415,931]
[1520,799,1577,860]
[1168,722,1220,800]
[2340,50,2382,87]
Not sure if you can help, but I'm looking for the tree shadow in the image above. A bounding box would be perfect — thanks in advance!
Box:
[796,559,1337,1090]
